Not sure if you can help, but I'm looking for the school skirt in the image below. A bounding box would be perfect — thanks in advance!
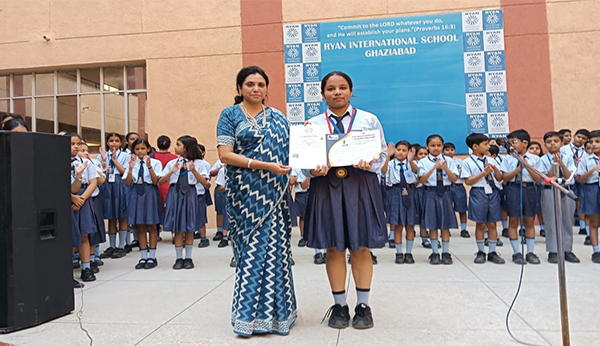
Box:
[293,191,309,219]
[421,186,458,230]
[468,187,502,223]
[581,183,600,216]
[505,183,539,218]
[72,185,99,248]
[214,186,226,215]
[451,183,468,213]
[87,194,106,245]
[304,167,387,251]
[101,174,128,220]
[128,184,164,226]
[164,184,199,233]
[386,184,418,226]
[196,193,208,228]
[288,191,298,227]
[415,187,425,223]
[205,190,213,207]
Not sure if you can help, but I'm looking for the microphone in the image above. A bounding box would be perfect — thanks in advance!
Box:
[495,137,512,152]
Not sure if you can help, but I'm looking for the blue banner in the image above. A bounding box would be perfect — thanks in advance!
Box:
[283,9,508,154]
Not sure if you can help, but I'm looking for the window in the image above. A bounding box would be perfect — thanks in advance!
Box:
[0,66,147,153]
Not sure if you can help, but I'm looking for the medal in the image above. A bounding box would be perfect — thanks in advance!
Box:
[402,187,409,196]
[335,168,348,178]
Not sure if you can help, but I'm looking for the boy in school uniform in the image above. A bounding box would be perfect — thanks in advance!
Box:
[500,129,544,265]
[443,143,470,238]
[560,129,590,239]
[540,131,580,263]
[488,144,506,246]
[462,134,505,264]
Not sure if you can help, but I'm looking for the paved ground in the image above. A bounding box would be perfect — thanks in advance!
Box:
[1,226,600,346]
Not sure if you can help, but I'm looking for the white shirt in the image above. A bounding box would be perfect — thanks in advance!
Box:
[71,156,99,186]
[576,154,599,184]
[540,153,576,185]
[492,155,504,189]
[291,168,310,193]
[417,154,458,186]
[122,157,163,184]
[450,157,464,184]
[195,159,212,195]
[103,150,130,175]
[500,153,542,183]
[461,155,498,188]
[211,159,223,171]
[87,158,104,197]
[215,165,227,187]
[560,143,586,166]
[302,105,387,176]
[160,157,206,186]
[385,159,417,186]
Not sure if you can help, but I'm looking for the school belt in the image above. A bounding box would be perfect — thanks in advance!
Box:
[507,182,535,188]
[295,191,308,195]
[423,185,450,192]
[585,183,600,186]
[390,183,416,188]
[170,183,194,187]
[470,186,491,190]
[451,182,463,186]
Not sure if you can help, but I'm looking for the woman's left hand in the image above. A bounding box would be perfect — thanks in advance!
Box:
[268,163,291,175]
[353,159,372,171]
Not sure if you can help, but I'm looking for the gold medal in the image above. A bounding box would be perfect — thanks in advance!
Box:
[402,187,409,196]
[335,168,348,179]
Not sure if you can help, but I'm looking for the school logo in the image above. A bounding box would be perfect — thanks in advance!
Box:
[305,45,318,57]
[307,103,322,117]
[289,85,301,98]
[489,74,503,86]
[288,66,301,78]
[466,14,479,26]
[305,26,317,38]
[304,82,322,102]
[486,13,500,25]
[466,34,480,46]
[306,84,320,97]
[487,32,501,45]
[463,32,483,52]
[468,55,481,67]
[286,26,299,39]
[287,46,300,58]
[471,117,484,129]
[490,95,504,107]
[483,9,503,30]
[491,116,505,127]
[488,53,501,65]
[289,105,302,117]
[470,96,484,108]
[306,65,319,77]
[469,75,483,87]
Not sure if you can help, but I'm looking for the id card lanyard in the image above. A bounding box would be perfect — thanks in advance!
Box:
[326,107,357,134]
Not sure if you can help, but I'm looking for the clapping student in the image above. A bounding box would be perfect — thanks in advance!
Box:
[443,142,469,238]
[417,135,459,265]
[123,139,164,269]
[561,129,590,238]
[462,134,505,264]
[382,141,418,264]
[413,145,433,248]
[528,141,546,237]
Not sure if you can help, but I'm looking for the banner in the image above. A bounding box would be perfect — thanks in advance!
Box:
[283,9,508,154]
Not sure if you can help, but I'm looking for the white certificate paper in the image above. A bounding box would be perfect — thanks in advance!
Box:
[289,124,328,169]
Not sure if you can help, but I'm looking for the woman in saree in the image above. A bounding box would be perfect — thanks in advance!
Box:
[216,66,297,337]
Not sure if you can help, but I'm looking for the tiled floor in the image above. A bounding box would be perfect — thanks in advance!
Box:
[2,227,599,346]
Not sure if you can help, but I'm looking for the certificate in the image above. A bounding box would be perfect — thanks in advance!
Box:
[289,124,328,169]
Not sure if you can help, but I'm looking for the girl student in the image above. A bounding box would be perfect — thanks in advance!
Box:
[381,140,418,264]
[124,132,141,249]
[304,71,388,330]
[210,159,227,242]
[413,144,434,249]
[575,130,600,263]
[123,138,164,269]
[68,133,101,282]
[99,133,131,259]
[417,134,459,265]
[528,141,546,237]
[124,132,140,154]
[158,135,209,270]
[195,144,212,248]
[78,141,107,267]
[214,165,235,267]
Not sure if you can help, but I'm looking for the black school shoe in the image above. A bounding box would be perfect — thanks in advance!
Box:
[111,248,126,259]
[584,236,592,245]
[198,238,210,248]
[173,258,184,270]
[540,230,546,238]
[352,304,374,329]
[370,252,378,265]
[395,253,404,264]
[487,251,505,264]
[526,252,541,265]
[218,239,229,248]
[230,257,237,268]
[404,253,415,264]
[90,262,100,274]
[565,252,580,263]
[592,253,600,264]
[94,257,104,266]
[99,247,115,259]
[212,232,223,241]
[323,304,350,329]
[144,258,158,269]
[474,251,486,264]
[194,232,201,239]
[130,240,140,248]
[73,279,85,289]
[81,268,96,282]
[429,253,441,265]
[314,253,326,265]
[512,253,526,265]
[579,228,588,235]
[497,238,504,247]
[388,240,395,248]
[460,230,470,238]
[421,239,432,248]
[135,259,147,269]
[548,252,558,264]
[441,252,453,265]
[124,244,133,253]
[183,258,195,269]
[502,228,509,238]
[298,238,307,247]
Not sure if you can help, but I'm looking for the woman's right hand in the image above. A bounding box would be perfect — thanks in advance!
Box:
[310,165,330,177]
[268,163,291,175]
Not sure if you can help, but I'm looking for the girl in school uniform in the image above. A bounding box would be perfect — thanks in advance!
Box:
[382,140,418,264]
[210,159,227,241]
[304,71,388,330]
[99,133,131,259]
[124,132,141,248]
[69,133,100,282]
[214,165,235,267]
[575,130,600,263]
[413,145,433,249]
[196,144,212,248]
[528,141,546,237]
[158,135,209,270]
[417,134,459,265]
[123,138,164,269]
[124,132,140,155]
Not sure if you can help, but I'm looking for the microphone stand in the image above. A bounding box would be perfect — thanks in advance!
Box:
[503,141,574,346]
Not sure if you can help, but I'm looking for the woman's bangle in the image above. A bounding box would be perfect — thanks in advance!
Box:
[247,159,253,169]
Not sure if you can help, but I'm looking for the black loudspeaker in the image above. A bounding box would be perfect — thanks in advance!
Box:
[0,131,74,333]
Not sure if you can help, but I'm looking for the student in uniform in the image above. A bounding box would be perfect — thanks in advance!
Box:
[582,140,594,245]
[124,132,141,249]
[195,144,212,248]
[158,135,208,270]
[561,129,590,238]
[540,131,580,263]
[123,138,164,269]
[575,130,600,263]
[462,134,505,264]
[528,141,546,237]
[486,144,505,247]
[500,129,544,265]
[382,140,418,264]
[99,133,131,259]
[558,129,572,146]
[443,142,469,238]
[124,132,140,154]
[418,135,459,265]
[413,145,433,248]
[304,71,387,330]
[210,159,227,241]
[214,166,235,266]
[68,133,100,282]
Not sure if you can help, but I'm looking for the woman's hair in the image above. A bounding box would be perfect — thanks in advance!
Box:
[177,135,202,161]
[157,135,171,150]
[426,134,444,145]
[2,117,28,131]
[234,66,269,104]
[105,132,123,149]
[64,132,82,140]
[124,132,139,150]
[1,112,22,123]
[320,71,353,93]
[132,138,151,151]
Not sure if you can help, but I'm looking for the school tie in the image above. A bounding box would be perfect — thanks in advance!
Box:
[330,112,348,133]
[136,161,145,195]
[71,158,77,176]
[480,157,493,186]
[515,157,523,182]
[399,162,407,188]
[436,167,444,196]
[177,159,191,194]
